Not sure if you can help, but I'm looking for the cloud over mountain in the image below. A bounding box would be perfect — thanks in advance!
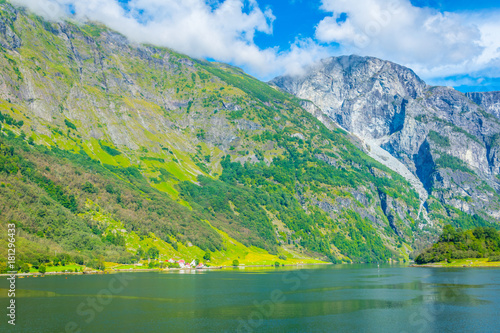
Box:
[9,0,500,87]
[10,0,327,79]
[316,0,500,83]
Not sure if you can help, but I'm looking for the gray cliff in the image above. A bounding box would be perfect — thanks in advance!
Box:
[466,91,500,119]
[271,55,500,220]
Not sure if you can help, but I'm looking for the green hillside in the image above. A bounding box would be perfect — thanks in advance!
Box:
[416,225,500,264]
[0,2,496,271]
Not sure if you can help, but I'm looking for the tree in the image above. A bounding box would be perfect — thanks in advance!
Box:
[82,181,98,194]
[31,259,40,269]
[439,225,456,243]
[232,259,239,267]
[137,248,145,259]
[147,246,159,259]
[203,252,211,261]
[38,264,46,274]
[105,184,115,194]
[89,258,106,271]
[21,263,30,273]
[0,262,7,274]
[74,255,85,265]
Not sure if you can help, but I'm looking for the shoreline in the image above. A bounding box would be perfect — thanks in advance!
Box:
[411,264,500,268]
[410,259,500,268]
[0,262,333,277]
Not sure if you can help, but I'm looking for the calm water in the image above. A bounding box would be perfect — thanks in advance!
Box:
[2,264,500,332]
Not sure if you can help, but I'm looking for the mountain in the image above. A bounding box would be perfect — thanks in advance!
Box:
[0,2,495,270]
[271,55,500,223]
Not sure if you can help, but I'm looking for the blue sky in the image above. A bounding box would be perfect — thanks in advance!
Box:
[410,0,499,11]
[11,0,500,92]
[256,0,499,48]
[252,0,500,91]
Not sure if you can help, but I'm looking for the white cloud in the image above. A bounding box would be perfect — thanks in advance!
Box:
[9,0,500,85]
[9,0,328,79]
[316,0,500,83]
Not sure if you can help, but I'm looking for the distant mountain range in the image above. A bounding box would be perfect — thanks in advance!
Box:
[0,1,498,269]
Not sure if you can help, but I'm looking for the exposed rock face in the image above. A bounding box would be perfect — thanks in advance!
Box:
[0,6,21,50]
[271,56,427,140]
[271,55,500,220]
[466,92,500,119]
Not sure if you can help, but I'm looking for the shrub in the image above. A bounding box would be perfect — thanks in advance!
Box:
[489,256,500,262]
[64,119,77,130]
[167,262,180,269]
[428,130,450,147]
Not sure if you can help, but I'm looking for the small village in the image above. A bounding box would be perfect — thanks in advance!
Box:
[165,258,207,270]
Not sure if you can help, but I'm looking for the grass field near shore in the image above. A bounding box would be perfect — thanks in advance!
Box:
[28,264,83,273]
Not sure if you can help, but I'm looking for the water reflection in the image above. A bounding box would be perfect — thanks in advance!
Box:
[1,265,498,332]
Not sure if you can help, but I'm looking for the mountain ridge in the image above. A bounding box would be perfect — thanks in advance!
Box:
[270,55,500,222]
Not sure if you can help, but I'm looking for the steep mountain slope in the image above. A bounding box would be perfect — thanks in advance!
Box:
[0,2,494,269]
[271,55,500,222]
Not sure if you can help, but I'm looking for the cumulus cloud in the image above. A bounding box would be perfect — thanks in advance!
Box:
[315,0,500,83]
[9,0,328,79]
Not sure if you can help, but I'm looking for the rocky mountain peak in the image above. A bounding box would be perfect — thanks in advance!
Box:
[271,55,500,221]
[270,55,427,140]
